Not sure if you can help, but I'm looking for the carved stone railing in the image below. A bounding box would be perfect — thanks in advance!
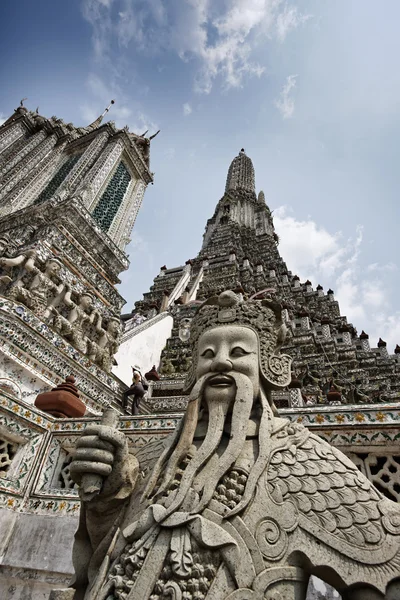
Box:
[2,390,399,513]
[0,391,181,515]
[143,394,189,413]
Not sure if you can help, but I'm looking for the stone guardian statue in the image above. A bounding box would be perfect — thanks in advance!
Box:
[55,291,400,600]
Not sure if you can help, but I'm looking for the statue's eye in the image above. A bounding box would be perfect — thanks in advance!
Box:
[201,349,215,358]
[231,347,249,357]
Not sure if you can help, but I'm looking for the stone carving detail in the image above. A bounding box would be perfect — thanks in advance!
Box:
[83,140,123,206]
[160,357,176,376]
[57,452,78,490]
[0,437,18,476]
[0,224,39,258]
[7,142,67,213]
[183,291,291,392]
[1,250,64,320]
[62,291,400,600]
[0,134,57,201]
[110,179,146,249]
[0,123,24,154]
[0,131,30,168]
[34,153,82,205]
[87,315,121,372]
[349,452,400,503]
[42,225,125,311]
[51,286,96,354]
[0,250,121,367]
[0,301,122,412]
[69,197,129,270]
[62,130,108,192]
[0,130,46,177]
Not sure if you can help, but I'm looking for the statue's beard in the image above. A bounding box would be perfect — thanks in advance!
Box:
[143,371,272,518]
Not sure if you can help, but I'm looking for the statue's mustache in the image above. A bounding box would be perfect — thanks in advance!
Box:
[205,373,235,386]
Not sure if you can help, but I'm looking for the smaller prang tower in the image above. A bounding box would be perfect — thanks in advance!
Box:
[0,100,155,414]
[117,149,400,413]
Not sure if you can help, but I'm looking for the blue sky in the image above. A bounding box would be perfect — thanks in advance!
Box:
[1,0,399,349]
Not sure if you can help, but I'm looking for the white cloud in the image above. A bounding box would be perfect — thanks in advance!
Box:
[274,207,399,350]
[275,4,311,42]
[82,0,311,93]
[367,262,397,272]
[275,74,298,119]
[81,0,114,59]
[183,102,192,116]
[274,205,341,277]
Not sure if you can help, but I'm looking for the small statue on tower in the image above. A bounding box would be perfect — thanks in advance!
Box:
[88,315,121,372]
[51,286,97,354]
[0,250,64,320]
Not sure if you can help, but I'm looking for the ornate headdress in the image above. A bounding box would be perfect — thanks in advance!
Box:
[183,290,291,392]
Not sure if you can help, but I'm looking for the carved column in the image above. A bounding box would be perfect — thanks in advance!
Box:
[110,179,146,249]
[0,122,25,154]
[0,134,58,202]
[81,140,124,210]
[0,130,46,178]
[60,130,109,195]
[1,141,67,215]
[0,132,28,169]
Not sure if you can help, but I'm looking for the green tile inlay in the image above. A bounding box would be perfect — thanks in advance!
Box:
[92,161,131,232]
[34,154,82,205]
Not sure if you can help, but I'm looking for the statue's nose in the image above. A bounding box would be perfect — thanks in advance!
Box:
[211,352,232,372]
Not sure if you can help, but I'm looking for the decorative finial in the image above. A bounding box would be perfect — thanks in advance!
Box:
[149,129,160,140]
[20,97,27,107]
[87,99,116,130]
[103,99,115,116]
[35,106,39,114]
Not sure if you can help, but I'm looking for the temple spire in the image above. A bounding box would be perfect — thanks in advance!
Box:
[87,99,115,130]
[225,149,256,195]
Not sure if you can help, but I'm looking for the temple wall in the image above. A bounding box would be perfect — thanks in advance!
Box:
[0,354,50,405]
[113,313,174,384]
[0,509,76,599]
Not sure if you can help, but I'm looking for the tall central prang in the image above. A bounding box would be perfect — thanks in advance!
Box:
[116,150,400,413]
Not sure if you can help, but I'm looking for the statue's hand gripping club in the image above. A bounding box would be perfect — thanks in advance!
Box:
[70,408,129,502]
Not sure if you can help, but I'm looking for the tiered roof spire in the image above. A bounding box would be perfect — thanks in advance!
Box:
[225,149,255,195]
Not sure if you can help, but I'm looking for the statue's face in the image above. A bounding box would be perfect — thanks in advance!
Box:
[80,295,92,309]
[196,326,260,404]
[108,320,120,334]
[46,261,60,276]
